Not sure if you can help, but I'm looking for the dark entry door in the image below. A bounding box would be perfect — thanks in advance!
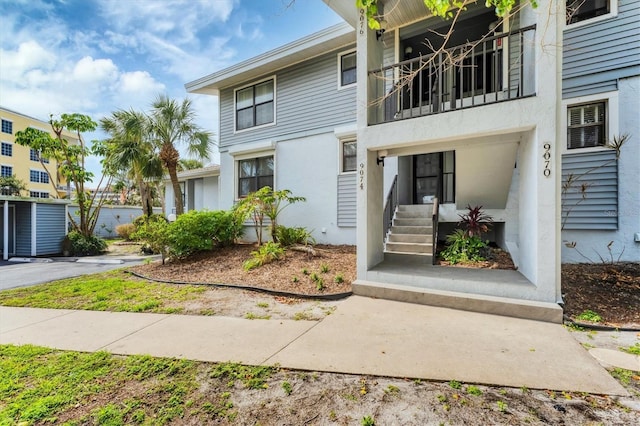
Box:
[413,153,441,204]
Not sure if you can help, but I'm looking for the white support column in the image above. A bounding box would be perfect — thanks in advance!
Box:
[31,202,37,257]
[2,200,8,260]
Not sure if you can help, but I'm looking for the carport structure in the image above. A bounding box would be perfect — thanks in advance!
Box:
[1,196,69,260]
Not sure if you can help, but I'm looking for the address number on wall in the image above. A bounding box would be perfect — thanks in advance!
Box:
[359,162,365,190]
[542,143,551,177]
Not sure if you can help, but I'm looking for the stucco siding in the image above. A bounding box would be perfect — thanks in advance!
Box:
[563,0,640,97]
[35,203,66,255]
[219,46,357,148]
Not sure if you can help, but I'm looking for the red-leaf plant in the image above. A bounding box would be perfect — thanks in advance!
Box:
[458,205,493,238]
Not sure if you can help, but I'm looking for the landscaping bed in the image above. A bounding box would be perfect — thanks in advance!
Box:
[130,244,356,296]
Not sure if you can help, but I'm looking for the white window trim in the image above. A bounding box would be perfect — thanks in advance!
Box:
[1,141,12,156]
[233,75,277,134]
[29,168,48,183]
[564,0,618,31]
[339,139,357,175]
[562,90,619,155]
[337,49,357,90]
[233,150,276,201]
[1,164,13,177]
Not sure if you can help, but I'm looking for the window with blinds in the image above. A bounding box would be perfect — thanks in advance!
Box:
[567,102,606,149]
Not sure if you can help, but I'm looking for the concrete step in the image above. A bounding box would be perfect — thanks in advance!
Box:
[393,218,431,227]
[390,225,433,235]
[397,204,432,214]
[395,210,429,219]
[352,280,564,323]
[387,234,432,244]
[385,242,433,254]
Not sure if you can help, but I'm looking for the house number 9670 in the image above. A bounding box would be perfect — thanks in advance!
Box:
[359,162,365,190]
[542,143,551,177]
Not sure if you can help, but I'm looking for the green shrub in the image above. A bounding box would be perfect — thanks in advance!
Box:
[243,242,285,271]
[275,225,315,247]
[115,223,136,241]
[133,213,168,229]
[65,230,108,256]
[131,219,171,264]
[168,210,243,259]
[440,229,487,264]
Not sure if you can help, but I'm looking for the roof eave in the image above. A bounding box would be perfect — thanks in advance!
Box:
[185,22,355,95]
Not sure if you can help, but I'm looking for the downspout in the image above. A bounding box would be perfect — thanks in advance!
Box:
[555,0,564,306]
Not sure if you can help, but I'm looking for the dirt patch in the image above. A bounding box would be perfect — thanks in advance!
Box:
[562,262,640,328]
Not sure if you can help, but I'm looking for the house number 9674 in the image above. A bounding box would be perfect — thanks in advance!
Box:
[542,143,551,177]
[359,162,365,190]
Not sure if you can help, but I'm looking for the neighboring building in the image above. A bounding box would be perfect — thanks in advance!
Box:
[164,164,221,215]
[0,107,79,199]
[183,0,638,321]
[1,196,70,260]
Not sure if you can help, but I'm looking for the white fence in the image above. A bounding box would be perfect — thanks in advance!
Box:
[68,205,163,238]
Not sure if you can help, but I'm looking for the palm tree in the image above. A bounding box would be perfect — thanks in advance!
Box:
[100,109,163,217]
[148,95,214,216]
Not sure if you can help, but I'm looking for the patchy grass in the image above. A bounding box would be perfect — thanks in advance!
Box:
[0,345,198,425]
[0,271,206,313]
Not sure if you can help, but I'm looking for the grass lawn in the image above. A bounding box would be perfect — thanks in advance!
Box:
[0,271,206,314]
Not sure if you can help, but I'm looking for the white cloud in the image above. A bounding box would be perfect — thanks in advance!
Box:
[118,71,166,96]
[0,41,57,82]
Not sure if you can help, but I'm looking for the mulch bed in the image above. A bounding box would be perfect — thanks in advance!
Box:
[561,262,640,328]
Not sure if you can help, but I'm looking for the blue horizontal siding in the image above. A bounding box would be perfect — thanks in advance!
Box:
[563,0,640,97]
[220,45,357,149]
[14,202,32,256]
[337,173,356,227]
[562,150,618,230]
[36,203,66,255]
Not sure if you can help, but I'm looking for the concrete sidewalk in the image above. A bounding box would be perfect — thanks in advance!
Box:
[0,297,629,396]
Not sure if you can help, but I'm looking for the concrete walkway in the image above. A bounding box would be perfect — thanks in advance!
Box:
[0,296,629,396]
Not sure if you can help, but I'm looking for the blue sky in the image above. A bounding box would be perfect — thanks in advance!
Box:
[0,0,344,175]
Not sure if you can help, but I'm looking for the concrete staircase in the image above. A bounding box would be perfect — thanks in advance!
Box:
[384,204,434,257]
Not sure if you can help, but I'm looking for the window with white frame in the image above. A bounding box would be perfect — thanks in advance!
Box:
[238,155,274,197]
[1,142,12,157]
[1,119,12,134]
[342,140,357,172]
[235,79,275,131]
[30,191,49,198]
[1,165,12,177]
[567,0,611,25]
[29,149,49,163]
[340,51,357,87]
[30,170,49,183]
[567,101,606,149]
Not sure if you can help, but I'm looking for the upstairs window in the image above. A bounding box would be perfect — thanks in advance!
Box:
[30,170,49,183]
[1,142,12,157]
[1,119,12,134]
[342,140,357,172]
[238,155,274,197]
[340,51,357,87]
[568,102,606,149]
[235,79,275,131]
[1,165,12,177]
[567,0,610,25]
[29,149,49,163]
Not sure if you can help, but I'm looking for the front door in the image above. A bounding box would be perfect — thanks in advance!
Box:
[413,153,441,204]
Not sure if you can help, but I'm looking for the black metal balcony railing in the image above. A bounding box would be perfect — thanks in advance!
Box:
[369,25,536,125]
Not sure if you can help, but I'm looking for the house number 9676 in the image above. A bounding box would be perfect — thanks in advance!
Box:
[542,143,551,177]
[359,162,365,190]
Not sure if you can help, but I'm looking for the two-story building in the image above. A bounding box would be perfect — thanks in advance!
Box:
[181,0,638,322]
